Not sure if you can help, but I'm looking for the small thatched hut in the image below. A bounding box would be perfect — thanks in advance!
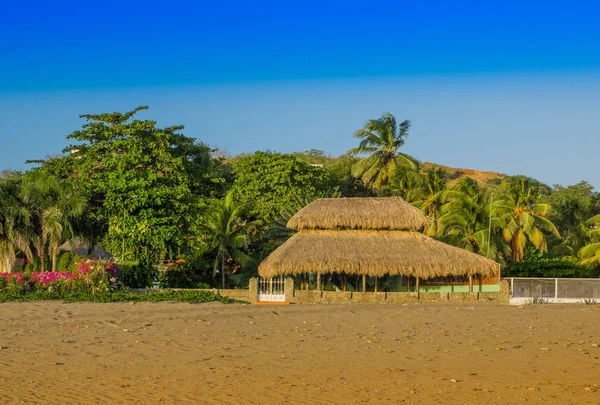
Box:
[259,197,500,292]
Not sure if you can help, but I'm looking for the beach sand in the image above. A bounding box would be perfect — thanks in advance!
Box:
[0,301,598,404]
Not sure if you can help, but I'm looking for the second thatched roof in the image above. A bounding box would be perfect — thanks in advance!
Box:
[258,230,500,279]
[287,197,430,231]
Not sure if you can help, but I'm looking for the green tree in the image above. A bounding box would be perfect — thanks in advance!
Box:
[547,181,599,256]
[438,178,504,260]
[30,106,224,265]
[231,151,330,226]
[0,178,32,272]
[576,213,600,269]
[494,177,560,262]
[201,192,260,288]
[349,113,416,188]
[407,168,447,236]
[21,171,85,272]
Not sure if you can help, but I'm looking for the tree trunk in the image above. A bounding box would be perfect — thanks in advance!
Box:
[51,243,58,273]
[52,251,58,273]
[38,236,47,272]
[221,255,225,289]
[39,248,46,272]
[1,256,12,273]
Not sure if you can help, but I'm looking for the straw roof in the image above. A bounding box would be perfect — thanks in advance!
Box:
[258,230,500,279]
[287,197,430,231]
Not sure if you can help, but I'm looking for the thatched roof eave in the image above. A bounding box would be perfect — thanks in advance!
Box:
[258,230,500,279]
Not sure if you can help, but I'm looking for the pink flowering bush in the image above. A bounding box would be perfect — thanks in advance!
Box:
[1,272,79,285]
[0,258,120,295]
[77,259,117,277]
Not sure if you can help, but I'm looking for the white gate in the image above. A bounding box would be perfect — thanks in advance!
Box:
[257,278,286,302]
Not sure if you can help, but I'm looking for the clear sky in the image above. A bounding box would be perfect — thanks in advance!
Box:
[1,0,599,188]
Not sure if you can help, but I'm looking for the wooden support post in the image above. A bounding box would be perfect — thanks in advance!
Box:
[375,277,378,293]
[342,275,347,292]
[316,272,321,291]
[362,274,366,292]
[407,277,411,293]
[416,276,420,293]
[469,275,473,293]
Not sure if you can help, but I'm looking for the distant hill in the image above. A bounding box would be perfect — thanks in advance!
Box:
[422,162,505,185]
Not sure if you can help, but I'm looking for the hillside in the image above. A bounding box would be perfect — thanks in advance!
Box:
[422,162,505,185]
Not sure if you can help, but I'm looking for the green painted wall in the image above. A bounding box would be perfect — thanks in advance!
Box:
[418,284,500,293]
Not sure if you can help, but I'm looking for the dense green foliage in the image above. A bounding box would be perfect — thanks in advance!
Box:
[0,289,236,303]
[1,107,599,288]
[231,151,331,225]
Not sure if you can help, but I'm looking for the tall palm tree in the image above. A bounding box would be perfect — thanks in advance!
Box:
[411,168,447,237]
[349,113,416,188]
[201,192,260,288]
[0,180,32,272]
[438,178,504,259]
[494,177,560,262]
[21,172,85,272]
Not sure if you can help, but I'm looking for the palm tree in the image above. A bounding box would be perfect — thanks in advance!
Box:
[410,168,447,237]
[494,177,560,262]
[21,172,85,272]
[577,214,600,269]
[349,113,416,188]
[201,192,260,288]
[438,178,504,259]
[0,180,32,272]
[547,182,597,257]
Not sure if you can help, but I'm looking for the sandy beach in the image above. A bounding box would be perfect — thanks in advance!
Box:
[0,302,599,404]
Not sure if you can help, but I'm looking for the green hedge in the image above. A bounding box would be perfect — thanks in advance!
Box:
[0,289,239,304]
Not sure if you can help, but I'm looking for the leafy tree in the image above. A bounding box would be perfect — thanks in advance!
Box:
[494,177,560,262]
[20,171,85,272]
[231,151,330,226]
[547,181,599,256]
[323,155,372,197]
[30,106,223,265]
[504,246,589,277]
[201,192,260,288]
[0,178,32,272]
[349,113,416,188]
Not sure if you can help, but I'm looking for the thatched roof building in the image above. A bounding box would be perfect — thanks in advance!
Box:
[287,197,430,231]
[258,197,500,281]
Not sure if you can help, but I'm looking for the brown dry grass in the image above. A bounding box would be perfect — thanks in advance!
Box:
[1,302,599,404]
[422,162,505,186]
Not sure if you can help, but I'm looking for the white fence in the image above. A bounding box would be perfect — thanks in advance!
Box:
[257,278,286,302]
[506,277,600,304]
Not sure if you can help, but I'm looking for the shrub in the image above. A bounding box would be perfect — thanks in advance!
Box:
[0,258,119,295]
[120,264,155,288]
[0,289,239,304]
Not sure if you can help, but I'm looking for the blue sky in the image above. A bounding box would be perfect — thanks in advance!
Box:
[1,0,600,187]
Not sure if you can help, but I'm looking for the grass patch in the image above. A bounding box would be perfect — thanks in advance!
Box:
[527,296,548,304]
[0,289,240,304]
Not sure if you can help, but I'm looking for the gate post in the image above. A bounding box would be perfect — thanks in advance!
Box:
[249,277,258,302]
[285,277,295,302]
